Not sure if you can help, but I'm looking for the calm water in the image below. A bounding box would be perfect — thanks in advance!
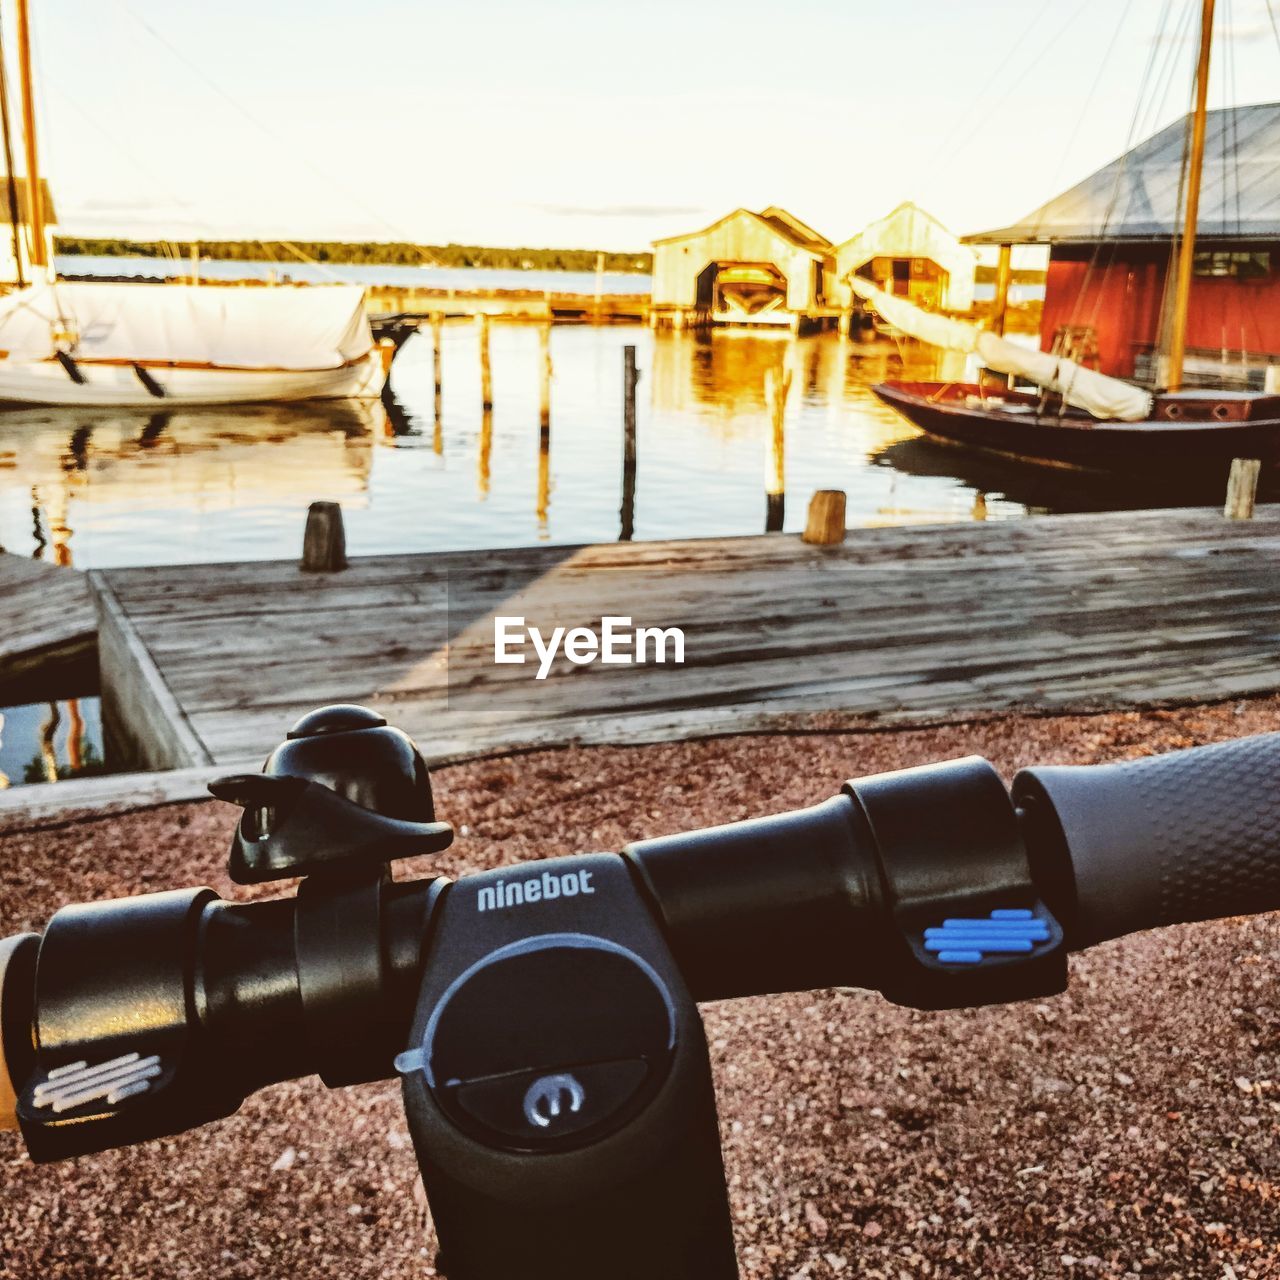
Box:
[55,254,652,295]
[0,697,103,790]
[0,321,1222,785]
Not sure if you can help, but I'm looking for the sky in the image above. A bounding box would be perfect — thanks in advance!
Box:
[15,0,1280,252]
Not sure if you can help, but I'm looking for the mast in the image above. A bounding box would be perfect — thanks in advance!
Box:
[0,7,26,286]
[1165,0,1215,391]
[13,0,45,271]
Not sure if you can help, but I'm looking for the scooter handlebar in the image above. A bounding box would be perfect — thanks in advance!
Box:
[0,932,37,1132]
[1014,731,1280,948]
[3,731,1280,1158]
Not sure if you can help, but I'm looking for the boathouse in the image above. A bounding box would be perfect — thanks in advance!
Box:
[0,178,55,285]
[968,103,1280,385]
[650,207,835,329]
[833,202,977,314]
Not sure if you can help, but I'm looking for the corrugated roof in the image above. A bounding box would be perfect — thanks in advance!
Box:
[967,103,1280,244]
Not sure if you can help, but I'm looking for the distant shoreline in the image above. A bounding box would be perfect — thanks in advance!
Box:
[53,237,654,275]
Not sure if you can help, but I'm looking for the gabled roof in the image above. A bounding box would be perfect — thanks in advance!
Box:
[967,102,1280,244]
[757,206,832,251]
[652,207,832,257]
[834,201,968,254]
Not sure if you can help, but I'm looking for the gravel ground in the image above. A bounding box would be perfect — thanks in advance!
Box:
[2,700,1280,1279]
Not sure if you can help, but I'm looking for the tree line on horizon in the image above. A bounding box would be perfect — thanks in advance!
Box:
[53,237,654,274]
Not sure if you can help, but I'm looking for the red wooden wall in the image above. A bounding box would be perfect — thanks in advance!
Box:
[1040,245,1280,377]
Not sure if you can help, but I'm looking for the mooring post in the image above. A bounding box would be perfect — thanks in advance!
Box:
[620,344,640,541]
[378,337,396,379]
[802,490,846,545]
[1266,365,1280,394]
[992,242,1013,337]
[478,408,493,499]
[430,312,444,453]
[1224,458,1261,520]
[476,312,493,412]
[764,365,792,532]
[539,321,552,434]
[536,434,551,530]
[301,500,347,572]
[430,312,444,393]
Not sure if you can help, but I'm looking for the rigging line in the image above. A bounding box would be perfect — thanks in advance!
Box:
[1069,0,1192,331]
[1150,0,1201,368]
[110,0,443,269]
[266,238,347,283]
[1040,0,1140,201]
[1078,0,1191,249]
[39,80,210,242]
[956,0,1105,175]
[926,0,1059,163]
[1266,0,1280,56]
[0,8,26,287]
[1080,0,1202,360]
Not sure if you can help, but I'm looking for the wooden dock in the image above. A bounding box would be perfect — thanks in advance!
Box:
[85,507,1280,774]
[367,287,647,325]
[0,553,96,703]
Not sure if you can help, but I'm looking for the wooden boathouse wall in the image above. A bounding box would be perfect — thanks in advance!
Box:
[650,207,837,330]
[1041,244,1280,381]
[832,202,979,314]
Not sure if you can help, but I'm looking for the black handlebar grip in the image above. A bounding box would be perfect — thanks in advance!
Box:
[1013,732,1280,948]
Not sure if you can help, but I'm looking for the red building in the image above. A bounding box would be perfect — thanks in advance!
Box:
[969,103,1280,386]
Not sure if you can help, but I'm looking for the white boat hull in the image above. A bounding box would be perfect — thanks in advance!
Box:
[0,349,386,407]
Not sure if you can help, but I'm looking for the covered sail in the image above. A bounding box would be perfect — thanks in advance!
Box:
[849,277,1153,422]
[0,282,374,371]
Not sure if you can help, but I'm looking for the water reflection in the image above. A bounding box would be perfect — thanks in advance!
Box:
[870,434,1267,514]
[1,400,380,566]
[0,697,104,789]
[0,324,1244,572]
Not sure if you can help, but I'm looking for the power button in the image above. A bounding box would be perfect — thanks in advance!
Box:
[397,934,677,1152]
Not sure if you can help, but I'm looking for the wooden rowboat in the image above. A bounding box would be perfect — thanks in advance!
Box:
[871,381,1280,475]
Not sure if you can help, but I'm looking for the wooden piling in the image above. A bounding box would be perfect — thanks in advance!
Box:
[992,243,1013,337]
[430,312,444,446]
[536,435,551,529]
[301,500,347,572]
[802,490,846,545]
[478,409,493,499]
[476,312,493,412]
[1224,458,1261,520]
[764,365,792,532]
[620,345,639,541]
[538,321,552,434]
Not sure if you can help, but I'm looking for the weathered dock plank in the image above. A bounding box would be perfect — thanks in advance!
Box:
[80,507,1280,772]
[0,554,97,702]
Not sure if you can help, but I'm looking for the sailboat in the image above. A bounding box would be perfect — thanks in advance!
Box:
[864,0,1280,476]
[0,1,386,408]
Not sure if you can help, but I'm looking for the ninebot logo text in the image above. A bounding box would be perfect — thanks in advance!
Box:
[476,869,596,913]
[523,1073,586,1129]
